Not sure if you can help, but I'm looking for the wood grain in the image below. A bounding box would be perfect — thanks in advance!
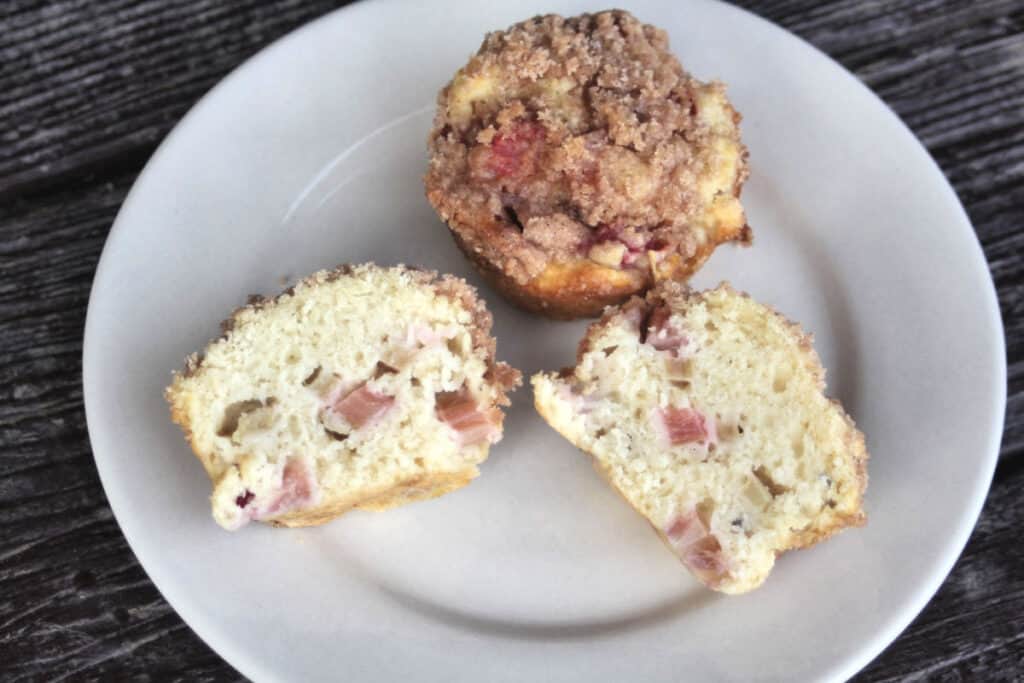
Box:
[0,0,1021,680]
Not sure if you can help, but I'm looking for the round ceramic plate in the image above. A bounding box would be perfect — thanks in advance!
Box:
[83,1,1006,681]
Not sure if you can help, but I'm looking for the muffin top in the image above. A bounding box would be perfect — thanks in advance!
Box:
[426,10,749,287]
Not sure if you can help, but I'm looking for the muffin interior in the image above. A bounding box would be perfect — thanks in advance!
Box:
[167,266,519,529]
[532,284,867,593]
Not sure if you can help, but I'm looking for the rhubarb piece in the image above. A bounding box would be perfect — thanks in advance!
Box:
[260,457,320,520]
[426,10,750,319]
[435,389,501,447]
[472,121,545,180]
[656,407,715,446]
[532,281,868,593]
[664,509,731,588]
[166,264,520,530]
[644,305,688,354]
[327,383,395,430]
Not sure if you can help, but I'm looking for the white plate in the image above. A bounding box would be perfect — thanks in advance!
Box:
[83,1,1006,681]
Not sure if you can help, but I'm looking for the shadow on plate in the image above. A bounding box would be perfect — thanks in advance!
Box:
[371,581,721,641]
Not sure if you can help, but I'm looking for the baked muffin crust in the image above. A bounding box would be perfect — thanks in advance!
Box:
[426,10,750,318]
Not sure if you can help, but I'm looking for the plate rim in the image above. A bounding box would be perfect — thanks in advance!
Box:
[82,1,1008,681]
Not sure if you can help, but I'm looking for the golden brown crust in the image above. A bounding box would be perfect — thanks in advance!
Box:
[268,469,479,527]
[445,215,740,319]
[167,393,212,477]
[449,227,645,318]
[785,404,869,549]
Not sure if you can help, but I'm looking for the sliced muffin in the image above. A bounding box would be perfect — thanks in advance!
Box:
[167,264,520,530]
[532,282,867,592]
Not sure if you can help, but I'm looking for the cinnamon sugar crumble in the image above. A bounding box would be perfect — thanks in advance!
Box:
[426,10,750,314]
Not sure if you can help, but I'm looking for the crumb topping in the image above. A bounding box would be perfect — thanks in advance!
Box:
[426,10,750,286]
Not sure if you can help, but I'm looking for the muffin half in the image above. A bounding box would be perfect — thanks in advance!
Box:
[167,264,520,530]
[532,282,867,592]
[426,10,750,319]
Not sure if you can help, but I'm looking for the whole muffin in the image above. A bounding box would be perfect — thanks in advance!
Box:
[426,10,750,319]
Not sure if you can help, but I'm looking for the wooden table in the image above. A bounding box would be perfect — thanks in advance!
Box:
[2,1,1021,679]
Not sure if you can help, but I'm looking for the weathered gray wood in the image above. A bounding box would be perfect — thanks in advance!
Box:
[856,458,1024,682]
[0,174,243,681]
[0,0,1022,680]
[0,0,352,200]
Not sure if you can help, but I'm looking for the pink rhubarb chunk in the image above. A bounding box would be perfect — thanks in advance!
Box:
[487,121,545,177]
[664,509,730,588]
[684,536,729,580]
[645,306,688,354]
[666,509,708,550]
[658,407,716,445]
[262,457,318,518]
[589,225,670,268]
[435,390,500,447]
[331,382,395,429]
[230,457,319,528]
